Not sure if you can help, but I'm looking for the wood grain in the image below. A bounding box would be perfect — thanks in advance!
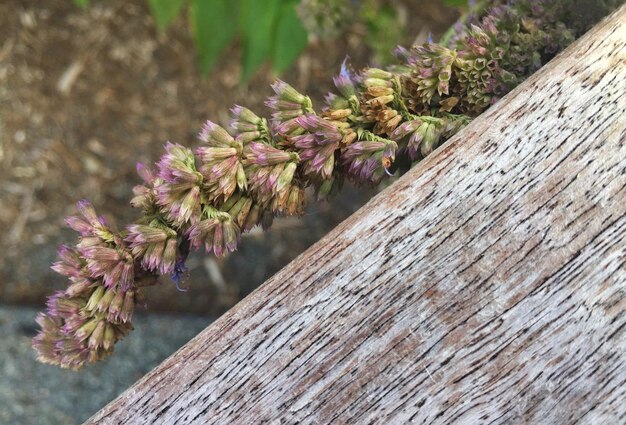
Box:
[89,6,626,424]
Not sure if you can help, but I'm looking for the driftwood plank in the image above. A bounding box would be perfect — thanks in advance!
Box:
[90,7,626,425]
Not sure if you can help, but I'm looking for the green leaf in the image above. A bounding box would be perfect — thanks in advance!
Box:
[73,0,90,7]
[443,0,467,6]
[272,0,309,75]
[239,0,280,82]
[362,3,403,65]
[149,0,187,31]
[190,0,238,76]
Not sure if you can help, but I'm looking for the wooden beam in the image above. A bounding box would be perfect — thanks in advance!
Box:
[89,6,626,424]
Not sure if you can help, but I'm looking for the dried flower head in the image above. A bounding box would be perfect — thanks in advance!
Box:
[266,80,313,139]
[155,142,203,227]
[187,207,240,257]
[243,141,300,209]
[196,121,246,203]
[125,223,178,275]
[230,105,270,144]
[341,131,397,184]
[33,201,142,369]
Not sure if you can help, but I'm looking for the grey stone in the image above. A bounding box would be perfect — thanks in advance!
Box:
[0,304,210,425]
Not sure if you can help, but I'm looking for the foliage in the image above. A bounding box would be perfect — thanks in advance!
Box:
[360,0,405,64]
[73,0,309,80]
[147,0,186,31]
[443,0,468,6]
[72,0,439,78]
[189,0,238,76]
[298,0,407,65]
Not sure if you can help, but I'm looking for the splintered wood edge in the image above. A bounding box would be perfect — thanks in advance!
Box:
[90,6,626,425]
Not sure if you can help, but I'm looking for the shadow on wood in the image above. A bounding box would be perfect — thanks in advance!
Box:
[89,6,626,424]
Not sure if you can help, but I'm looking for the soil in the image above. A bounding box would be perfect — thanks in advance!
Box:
[0,0,455,316]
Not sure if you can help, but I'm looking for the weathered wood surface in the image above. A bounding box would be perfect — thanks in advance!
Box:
[90,7,626,425]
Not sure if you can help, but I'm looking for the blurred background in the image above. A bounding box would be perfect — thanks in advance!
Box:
[0,0,457,422]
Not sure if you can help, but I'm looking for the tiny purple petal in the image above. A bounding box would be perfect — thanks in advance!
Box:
[171,259,188,292]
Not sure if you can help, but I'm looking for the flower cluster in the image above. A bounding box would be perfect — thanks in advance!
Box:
[32,201,155,369]
[34,0,616,369]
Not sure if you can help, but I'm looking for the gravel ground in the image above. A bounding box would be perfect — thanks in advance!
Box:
[0,304,211,424]
[0,0,454,316]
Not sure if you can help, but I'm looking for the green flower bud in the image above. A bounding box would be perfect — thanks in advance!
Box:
[276,162,297,195]
[86,286,105,312]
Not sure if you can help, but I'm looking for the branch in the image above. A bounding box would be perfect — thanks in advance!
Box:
[89,5,626,423]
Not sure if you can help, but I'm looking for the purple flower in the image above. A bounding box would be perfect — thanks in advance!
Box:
[333,56,356,99]
[156,143,199,184]
[59,201,137,293]
[245,142,298,167]
[230,105,262,126]
[292,114,355,179]
[43,200,140,365]
[199,120,237,147]
[243,141,300,207]
[266,80,313,138]
[125,224,178,275]
[268,80,309,106]
[136,162,156,184]
[341,132,397,184]
[187,212,240,257]
[50,245,84,279]
[131,163,161,213]
[155,142,203,226]
[390,116,445,159]
[65,200,113,241]
[196,121,246,202]
[33,271,137,369]
[230,105,270,144]
[79,245,134,291]
[171,259,188,292]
